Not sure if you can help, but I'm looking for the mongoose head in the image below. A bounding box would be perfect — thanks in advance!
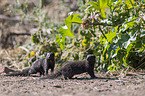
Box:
[86,54,96,63]
[47,53,55,60]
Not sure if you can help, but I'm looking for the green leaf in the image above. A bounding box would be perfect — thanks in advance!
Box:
[87,1,99,10]
[88,0,109,10]
[126,43,133,52]
[88,0,109,18]
[57,14,82,50]
[85,6,95,12]
[44,12,48,22]
[15,0,20,5]
[106,31,117,43]
[108,63,116,72]
[72,14,83,23]
[56,34,65,50]
[107,0,113,6]
[59,27,74,37]
[125,0,133,9]
[106,26,118,43]
[65,14,82,29]
[32,19,38,22]
[98,0,103,8]
[65,15,72,29]
[123,57,127,67]
[125,43,133,60]
[21,15,26,23]
[39,0,43,8]
[100,0,108,9]
[101,9,106,18]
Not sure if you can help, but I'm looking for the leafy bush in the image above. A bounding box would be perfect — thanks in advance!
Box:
[9,0,145,72]
[57,0,145,72]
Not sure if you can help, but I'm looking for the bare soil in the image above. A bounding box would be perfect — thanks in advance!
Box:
[0,73,145,96]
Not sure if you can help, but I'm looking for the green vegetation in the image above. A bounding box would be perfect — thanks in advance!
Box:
[7,0,145,72]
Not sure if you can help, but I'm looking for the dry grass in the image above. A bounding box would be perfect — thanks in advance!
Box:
[0,48,27,70]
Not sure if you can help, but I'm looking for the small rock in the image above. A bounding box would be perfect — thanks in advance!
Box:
[53,85,62,88]
[115,80,124,83]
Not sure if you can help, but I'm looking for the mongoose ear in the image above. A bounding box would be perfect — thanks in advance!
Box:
[46,53,50,57]
[87,54,96,61]
[47,53,55,57]
[50,53,55,57]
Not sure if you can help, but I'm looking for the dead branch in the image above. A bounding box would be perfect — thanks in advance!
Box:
[0,15,29,21]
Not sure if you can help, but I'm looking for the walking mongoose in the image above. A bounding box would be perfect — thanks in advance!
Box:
[3,53,55,76]
[39,54,96,79]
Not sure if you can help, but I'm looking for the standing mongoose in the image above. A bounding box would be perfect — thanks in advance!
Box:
[3,53,55,76]
[39,54,96,79]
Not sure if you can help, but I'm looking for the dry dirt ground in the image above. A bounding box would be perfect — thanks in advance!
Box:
[0,73,145,96]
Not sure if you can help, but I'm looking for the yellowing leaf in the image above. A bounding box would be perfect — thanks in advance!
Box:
[82,39,88,46]
[30,51,35,56]
[55,53,58,57]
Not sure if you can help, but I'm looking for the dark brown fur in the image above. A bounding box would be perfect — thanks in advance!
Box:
[40,54,96,79]
[3,53,55,76]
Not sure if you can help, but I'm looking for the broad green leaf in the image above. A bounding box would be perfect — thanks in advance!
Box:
[125,43,133,60]
[130,0,134,4]
[85,6,95,12]
[108,63,116,72]
[88,0,108,10]
[125,0,133,9]
[127,43,133,52]
[124,40,131,49]
[101,9,106,18]
[55,34,60,43]
[65,14,82,28]
[59,27,74,37]
[32,19,38,22]
[72,14,80,18]
[65,15,72,29]
[100,0,108,9]
[116,0,122,5]
[124,17,137,27]
[72,16,83,23]
[59,43,65,50]
[87,2,99,10]
[56,34,65,50]
[82,38,88,46]
[107,0,113,6]
[106,31,117,43]
[98,0,103,9]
